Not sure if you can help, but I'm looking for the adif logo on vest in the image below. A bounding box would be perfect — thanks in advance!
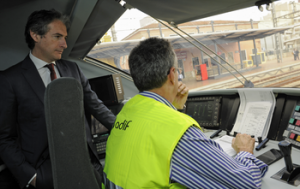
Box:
[114,120,131,130]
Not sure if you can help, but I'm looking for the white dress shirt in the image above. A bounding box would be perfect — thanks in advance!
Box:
[29,52,61,87]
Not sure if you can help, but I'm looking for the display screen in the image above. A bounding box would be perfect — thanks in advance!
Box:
[89,77,114,103]
[186,100,214,122]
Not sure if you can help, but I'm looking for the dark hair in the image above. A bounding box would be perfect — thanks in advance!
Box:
[128,38,176,92]
[25,9,70,50]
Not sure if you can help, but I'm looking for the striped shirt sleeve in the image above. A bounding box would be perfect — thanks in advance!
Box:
[170,126,268,189]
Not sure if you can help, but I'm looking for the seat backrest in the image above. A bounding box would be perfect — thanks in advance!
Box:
[44,77,100,189]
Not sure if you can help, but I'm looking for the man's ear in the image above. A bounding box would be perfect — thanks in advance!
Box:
[168,67,176,85]
[30,30,39,42]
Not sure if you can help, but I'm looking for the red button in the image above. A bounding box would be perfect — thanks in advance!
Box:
[290,133,296,140]
[296,120,300,126]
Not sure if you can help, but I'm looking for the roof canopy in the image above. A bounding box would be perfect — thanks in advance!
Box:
[89,26,291,59]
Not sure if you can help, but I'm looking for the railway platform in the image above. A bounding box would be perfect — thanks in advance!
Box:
[186,55,300,91]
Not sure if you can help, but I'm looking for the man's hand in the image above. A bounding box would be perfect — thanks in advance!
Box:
[30,175,37,187]
[232,133,255,154]
[172,82,189,109]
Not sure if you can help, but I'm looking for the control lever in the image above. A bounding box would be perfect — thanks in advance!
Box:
[210,129,222,139]
[278,140,300,183]
[258,137,263,144]
[255,138,269,151]
[278,141,293,173]
[226,130,230,136]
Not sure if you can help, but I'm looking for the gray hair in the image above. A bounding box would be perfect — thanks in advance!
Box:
[25,9,70,50]
[128,38,176,92]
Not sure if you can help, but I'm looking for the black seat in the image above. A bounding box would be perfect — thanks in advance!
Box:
[44,77,101,189]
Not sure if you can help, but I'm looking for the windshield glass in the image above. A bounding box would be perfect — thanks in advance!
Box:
[87,0,300,91]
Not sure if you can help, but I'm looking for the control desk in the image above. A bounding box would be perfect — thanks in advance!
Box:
[204,131,300,188]
[187,88,300,188]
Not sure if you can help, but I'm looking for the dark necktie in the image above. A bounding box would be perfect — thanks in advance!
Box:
[45,63,57,81]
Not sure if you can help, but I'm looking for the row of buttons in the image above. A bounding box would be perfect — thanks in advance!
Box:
[96,142,106,153]
[285,138,300,147]
[189,97,216,100]
[96,143,106,147]
[289,132,300,142]
[285,105,300,149]
[289,118,300,126]
[200,122,219,126]
[283,129,300,149]
[188,97,221,103]
[288,124,300,131]
[95,142,106,147]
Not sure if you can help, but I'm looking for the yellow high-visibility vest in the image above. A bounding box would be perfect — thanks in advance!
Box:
[104,94,201,189]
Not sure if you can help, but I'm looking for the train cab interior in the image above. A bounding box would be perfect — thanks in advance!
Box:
[1,0,300,188]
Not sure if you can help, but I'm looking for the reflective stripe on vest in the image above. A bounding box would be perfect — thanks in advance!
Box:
[104,94,201,188]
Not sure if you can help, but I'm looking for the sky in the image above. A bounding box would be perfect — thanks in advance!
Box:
[111,0,297,41]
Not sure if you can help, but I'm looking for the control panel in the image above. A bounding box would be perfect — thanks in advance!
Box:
[185,91,300,146]
[282,105,300,150]
[185,89,300,188]
[92,133,109,159]
[185,96,222,129]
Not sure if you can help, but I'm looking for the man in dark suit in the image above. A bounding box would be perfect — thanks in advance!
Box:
[0,9,116,189]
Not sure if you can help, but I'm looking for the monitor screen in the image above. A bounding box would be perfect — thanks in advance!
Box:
[88,74,124,106]
[89,76,115,105]
[186,100,214,122]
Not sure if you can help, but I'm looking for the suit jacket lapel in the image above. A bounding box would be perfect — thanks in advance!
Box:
[56,60,70,77]
[22,56,46,104]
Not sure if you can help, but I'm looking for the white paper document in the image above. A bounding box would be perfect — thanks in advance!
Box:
[230,89,276,140]
[215,135,258,157]
[215,135,237,157]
